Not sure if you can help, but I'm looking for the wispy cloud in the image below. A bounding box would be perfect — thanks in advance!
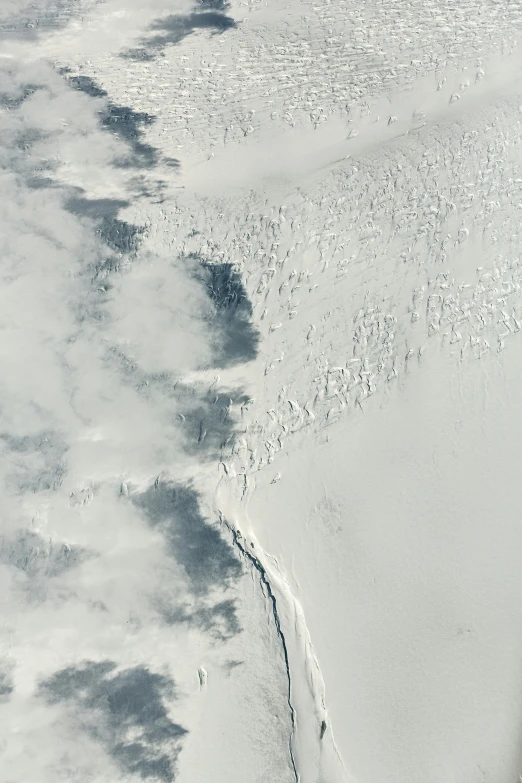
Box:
[0,39,253,781]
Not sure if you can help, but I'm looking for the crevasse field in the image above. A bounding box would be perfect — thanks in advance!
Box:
[1,1,522,782]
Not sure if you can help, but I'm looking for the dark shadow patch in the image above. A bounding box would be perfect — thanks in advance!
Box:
[133,479,243,639]
[26,174,56,189]
[127,173,171,203]
[39,661,186,782]
[63,72,178,171]
[150,10,237,37]
[132,480,242,596]
[156,597,240,641]
[122,11,236,60]
[0,83,41,110]
[104,345,248,460]
[109,350,173,388]
[0,431,67,493]
[62,191,146,323]
[66,195,128,219]
[111,744,175,781]
[41,660,117,702]
[196,0,231,9]
[61,73,107,99]
[0,669,13,702]
[66,195,144,256]
[192,259,260,368]
[0,79,58,185]
[13,127,50,156]
[175,385,250,458]
[0,78,52,161]
[0,529,89,581]
[224,659,244,674]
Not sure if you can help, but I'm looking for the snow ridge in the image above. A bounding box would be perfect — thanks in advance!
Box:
[217,478,353,783]
[220,513,300,783]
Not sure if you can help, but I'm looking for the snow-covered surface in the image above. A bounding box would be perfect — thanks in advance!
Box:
[1,0,522,781]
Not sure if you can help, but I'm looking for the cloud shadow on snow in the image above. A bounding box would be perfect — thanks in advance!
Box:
[132,479,243,639]
[0,71,166,307]
[0,669,14,702]
[122,10,237,61]
[0,82,42,109]
[0,524,92,605]
[0,529,88,581]
[63,72,180,170]
[192,259,260,368]
[0,431,68,493]
[174,383,250,459]
[0,62,256,647]
[62,192,147,322]
[196,0,232,10]
[104,340,249,461]
[156,597,241,640]
[132,480,242,596]
[39,661,186,781]
[66,194,145,256]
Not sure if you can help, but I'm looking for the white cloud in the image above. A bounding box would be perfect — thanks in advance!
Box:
[0,48,250,783]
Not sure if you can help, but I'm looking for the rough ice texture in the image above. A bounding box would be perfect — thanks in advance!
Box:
[0,1,521,782]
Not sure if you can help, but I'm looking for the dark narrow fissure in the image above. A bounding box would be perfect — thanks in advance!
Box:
[219,514,299,783]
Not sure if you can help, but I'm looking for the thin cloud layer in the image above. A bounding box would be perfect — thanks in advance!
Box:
[0,0,100,40]
[39,661,187,782]
[0,48,255,782]
[122,8,237,61]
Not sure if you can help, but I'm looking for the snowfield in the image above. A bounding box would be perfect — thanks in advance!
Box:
[0,1,522,782]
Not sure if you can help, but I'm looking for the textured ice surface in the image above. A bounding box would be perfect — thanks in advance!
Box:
[0,1,521,782]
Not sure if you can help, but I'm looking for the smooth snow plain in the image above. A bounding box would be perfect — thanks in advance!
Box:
[0,1,522,782]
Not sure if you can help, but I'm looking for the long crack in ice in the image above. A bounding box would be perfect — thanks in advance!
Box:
[217,476,353,783]
[220,513,300,782]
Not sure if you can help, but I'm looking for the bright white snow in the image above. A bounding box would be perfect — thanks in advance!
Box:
[1,1,522,782]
